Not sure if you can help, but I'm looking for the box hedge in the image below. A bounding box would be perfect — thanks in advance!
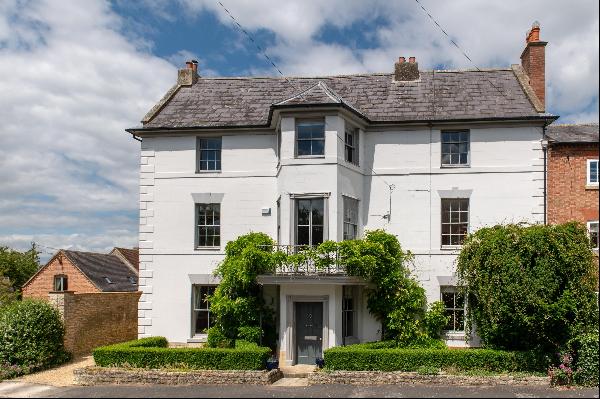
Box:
[93,337,270,370]
[323,346,547,372]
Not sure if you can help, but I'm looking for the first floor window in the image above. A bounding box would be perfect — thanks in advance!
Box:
[54,275,68,291]
[343,196,359,240]
[588,221,599,250]
[342,286,356,344]
[196,203,221,248]
[441,198,469,247]
[587,159,599,185]
[296,198,325,247]
[344,127,359,165]
[193,285,216,335]
[441,286,465,332]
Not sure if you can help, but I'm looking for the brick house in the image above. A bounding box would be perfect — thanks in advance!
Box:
[545,123,599,251]
[22,248,141,355]
[22,248,139,299]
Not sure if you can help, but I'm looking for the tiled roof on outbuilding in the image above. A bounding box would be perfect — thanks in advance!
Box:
[111,247,139,272]
[62,250,138,292]
[545,123,599,143]
[138,68,551,130]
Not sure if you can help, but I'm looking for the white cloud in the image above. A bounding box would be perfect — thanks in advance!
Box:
[0,0,176,254]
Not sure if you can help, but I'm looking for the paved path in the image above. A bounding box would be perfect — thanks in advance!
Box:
[0,382,595,398]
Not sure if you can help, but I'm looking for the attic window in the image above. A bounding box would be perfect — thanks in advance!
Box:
[104,277,113,284]
[128,276,137,285]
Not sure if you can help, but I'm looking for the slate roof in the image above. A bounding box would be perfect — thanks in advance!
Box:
[545,123,599,143]
[62,250,138,292]
[137,68,553,130]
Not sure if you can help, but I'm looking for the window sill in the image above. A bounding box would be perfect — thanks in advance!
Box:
[443,331,465,338]
[440,245,462,251]
[196,170,222,174]
[585,184,599,190]
[440,164,470,169]
[188,335,207,343]
[296,155,325,159]
[194,247,221,251]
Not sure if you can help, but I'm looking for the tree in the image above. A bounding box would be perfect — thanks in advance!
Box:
[0,243,40,297]
[457,222,599,353]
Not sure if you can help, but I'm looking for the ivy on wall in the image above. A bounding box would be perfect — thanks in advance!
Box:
[457,222,599,352]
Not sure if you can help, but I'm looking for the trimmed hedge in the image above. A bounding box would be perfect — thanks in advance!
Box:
[324,346,547,372]
[571,333,599,386]
[93,337,270,370]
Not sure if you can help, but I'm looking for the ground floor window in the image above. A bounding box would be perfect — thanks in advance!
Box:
[342,286,356,344]
[441,286,465,332]
[588,221,599,250]
[192,285,215,335]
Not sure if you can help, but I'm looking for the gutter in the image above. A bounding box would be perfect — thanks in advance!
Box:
[126,114,559,135]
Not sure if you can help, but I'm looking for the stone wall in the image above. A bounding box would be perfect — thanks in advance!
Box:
[308,370,548,386]
[74,367,282,386]
[49,291,141,356]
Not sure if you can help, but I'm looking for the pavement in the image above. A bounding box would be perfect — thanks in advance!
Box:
[0,381,598,398]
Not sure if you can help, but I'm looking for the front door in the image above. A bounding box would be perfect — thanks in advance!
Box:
[295,302,323,365]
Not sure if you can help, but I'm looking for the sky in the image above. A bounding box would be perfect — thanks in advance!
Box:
[0,0,598,261]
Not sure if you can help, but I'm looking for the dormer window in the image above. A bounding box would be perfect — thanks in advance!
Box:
[296,120,325,157]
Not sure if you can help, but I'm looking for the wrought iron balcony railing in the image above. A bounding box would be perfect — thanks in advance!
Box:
[260,244,347,276]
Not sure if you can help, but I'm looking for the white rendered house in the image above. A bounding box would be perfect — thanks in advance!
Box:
[128,24,557,365]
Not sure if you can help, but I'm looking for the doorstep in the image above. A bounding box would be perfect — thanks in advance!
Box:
[279,365,317,378]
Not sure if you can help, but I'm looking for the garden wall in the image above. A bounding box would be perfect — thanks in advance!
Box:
[49,291,141,356]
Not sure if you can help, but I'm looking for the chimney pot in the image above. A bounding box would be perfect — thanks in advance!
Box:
[398,56,405,63]
[394,56,419,82]
[409,56,416,63]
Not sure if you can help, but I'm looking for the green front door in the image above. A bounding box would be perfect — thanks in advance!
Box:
[295,302,323,365]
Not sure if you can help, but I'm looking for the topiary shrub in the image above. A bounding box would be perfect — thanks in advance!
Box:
[0,299,69,370]
[457,222,599,352]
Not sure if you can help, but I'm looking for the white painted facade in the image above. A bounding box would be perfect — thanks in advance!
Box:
[137,110,545,361]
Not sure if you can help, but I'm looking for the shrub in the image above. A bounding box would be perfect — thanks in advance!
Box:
[206,327,233,348]
[93,337,270,370]
[237,326,263,345]
[323,346,547,372]
[350,338,446,350]
[424,301,450,339]
[570,333,599,386]
[0,299,69,370]
[457,222,599,352]
[0,362,28,381]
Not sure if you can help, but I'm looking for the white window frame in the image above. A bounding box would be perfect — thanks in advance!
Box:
[344,127,359,166]
[195,203,221,249]
[441,130,470,167]
[588,221,599,250]
[440,286,465,333]
[53,275,68,291]
[192,285,216,337]
[196,137,222,172]
[587,159,599,185]
[343,196,359,241]
[295,119,325,158]
[441,198,470,248]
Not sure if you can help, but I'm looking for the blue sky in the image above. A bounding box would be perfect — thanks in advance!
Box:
[0,0,598,261]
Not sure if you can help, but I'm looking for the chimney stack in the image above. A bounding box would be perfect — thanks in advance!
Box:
[178,59,199,86]
[520,21,547,108]
[394,56,419,81]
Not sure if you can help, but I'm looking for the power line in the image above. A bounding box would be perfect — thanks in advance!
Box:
[412,0,507,97]
[216,1,394,190]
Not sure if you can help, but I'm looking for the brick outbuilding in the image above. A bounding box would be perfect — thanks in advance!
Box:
[545,123,599,250]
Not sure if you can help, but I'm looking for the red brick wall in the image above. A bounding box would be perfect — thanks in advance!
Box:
[22,253,99,299]
[547,143,599,225]
[521,42,546,107]
[49,291,141,356]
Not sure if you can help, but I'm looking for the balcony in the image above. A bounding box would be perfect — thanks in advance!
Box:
[261,244,347,276]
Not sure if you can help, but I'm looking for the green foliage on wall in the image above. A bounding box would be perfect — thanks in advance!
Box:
[456,222,599,352]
